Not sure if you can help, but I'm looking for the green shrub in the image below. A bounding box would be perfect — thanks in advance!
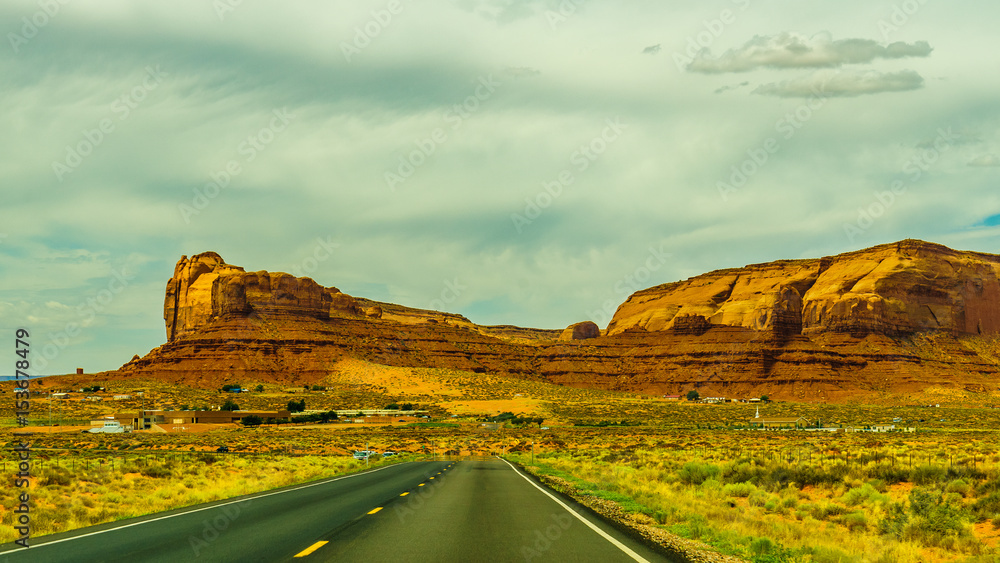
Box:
[911,464,946,486]
[841,483,889,507]
[813,502,849,520]
[809,546,859,563]
[749,490,769,507]
[840,511,868,531]
[945,479,971,497]
[877,502,908,539]
[903,487,973,548]
[39,467,73,487]
[723,482,757,498]
[701,478,722,490]
[749,537,776,555]
[678,462,720,486]
[972,492,1000,522]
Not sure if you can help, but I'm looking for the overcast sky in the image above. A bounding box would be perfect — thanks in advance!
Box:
[2,0,999,375]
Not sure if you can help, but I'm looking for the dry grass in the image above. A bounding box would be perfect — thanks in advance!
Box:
[0,451,385,544]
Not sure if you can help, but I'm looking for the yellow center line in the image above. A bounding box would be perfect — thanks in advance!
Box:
[418,483,425,487]
[429,477,434,479]
[294,541,328,558]
[400,492,409,496]
[367,507,383,515]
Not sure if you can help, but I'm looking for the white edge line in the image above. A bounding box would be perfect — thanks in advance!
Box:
[18,462,403,550]
[500,458,650,563]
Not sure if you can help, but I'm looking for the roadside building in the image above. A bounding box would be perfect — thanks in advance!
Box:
[100,409,291,430]
[749,416,809,430]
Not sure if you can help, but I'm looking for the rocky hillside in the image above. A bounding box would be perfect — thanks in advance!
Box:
[607,240,1000,339]
[107,241,1000,403]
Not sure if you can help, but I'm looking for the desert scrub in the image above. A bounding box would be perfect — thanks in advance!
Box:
[841,483,889,507]
[510,446,997,563]
[0,453,373,544]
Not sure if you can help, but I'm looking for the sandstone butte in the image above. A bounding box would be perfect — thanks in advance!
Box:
[108,240,1000,403]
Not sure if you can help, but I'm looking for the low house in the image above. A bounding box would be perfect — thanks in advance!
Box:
[749,417,809,430]
[108,409,291,430]
[662,395,681,401]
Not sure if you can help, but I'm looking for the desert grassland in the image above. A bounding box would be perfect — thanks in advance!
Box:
[7,363,1000,559]
[509,428,1000,563]
[0,445,413,544]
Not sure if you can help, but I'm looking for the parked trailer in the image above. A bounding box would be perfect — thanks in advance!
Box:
[88,420,130,433]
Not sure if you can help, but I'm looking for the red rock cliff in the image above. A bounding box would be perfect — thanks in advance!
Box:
[607,240,1000,339]
[164,252,332,342]
[124,241,1000,403]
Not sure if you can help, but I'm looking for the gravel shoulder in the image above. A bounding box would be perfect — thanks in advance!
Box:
[521,467,748,563]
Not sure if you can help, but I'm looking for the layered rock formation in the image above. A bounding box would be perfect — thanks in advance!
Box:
[560,321,600,341]
[607,240,1000,339]
[116,241,1000,402]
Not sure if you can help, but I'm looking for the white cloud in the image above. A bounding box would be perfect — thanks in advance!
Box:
[753,69,924,98]
[968,153,1000,167]
[688,33,932,73]
[1,1,999,375]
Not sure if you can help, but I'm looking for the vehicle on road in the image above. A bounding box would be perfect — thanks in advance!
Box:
[382,451,396,458]
[216,446,230,453]
[353,450,376,460]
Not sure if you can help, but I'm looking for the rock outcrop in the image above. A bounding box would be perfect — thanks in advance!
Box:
[560,321,600,341]
[164,253,332,342]
[607,240,1000,339]
[119,241,1000,402]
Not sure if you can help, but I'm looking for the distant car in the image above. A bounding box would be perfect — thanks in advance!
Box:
[353,450,374,460]
[216,446,230,453]
[382,451,396,457]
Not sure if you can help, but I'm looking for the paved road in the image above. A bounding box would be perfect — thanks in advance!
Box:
[0,458,670,562]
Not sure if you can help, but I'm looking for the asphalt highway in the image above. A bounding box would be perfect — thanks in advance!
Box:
[0,458,670,562]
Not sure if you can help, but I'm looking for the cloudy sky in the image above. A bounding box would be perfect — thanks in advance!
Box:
[2,0,999,376]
